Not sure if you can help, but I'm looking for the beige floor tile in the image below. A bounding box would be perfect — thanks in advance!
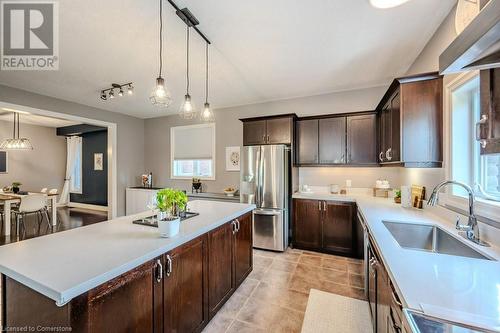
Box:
[235,278,260,297]
[269,259,298,273]
[349,273,364,289]
[298,254,323,266]
[253,249,278,258]
[250,281,309,312]
[261,268,293,287]
[294,263,348,285]
[248,265,269,281]
[253,255,273,269]
[202,312,234,333]
[274,251,301,263]
[348,261,364,275]
[226,320,266,333]
[322,257,348,272]
[218,293,248,319]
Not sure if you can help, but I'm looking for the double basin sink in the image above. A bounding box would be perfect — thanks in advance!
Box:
[383,221,493,261]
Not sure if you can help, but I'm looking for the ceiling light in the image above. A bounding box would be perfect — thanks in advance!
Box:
[150,0,172,107]
[180,26,197,119]
[0,112,33,150]
[369,0,411,9]
[200,43,214,122]
[109,89,115,99]
[127,84,134,95]
[99,82,133,101]
[118,88,124,97]
[100,91,107,100]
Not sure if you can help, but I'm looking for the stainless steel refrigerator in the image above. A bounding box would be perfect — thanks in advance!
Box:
[240,145,289,252]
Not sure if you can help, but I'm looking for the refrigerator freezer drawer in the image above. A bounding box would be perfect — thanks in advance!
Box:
[253,209,286,252]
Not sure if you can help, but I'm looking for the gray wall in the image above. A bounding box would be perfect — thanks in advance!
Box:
[144,86,389,193]
[0,120,66,192]
[0,84,145,216]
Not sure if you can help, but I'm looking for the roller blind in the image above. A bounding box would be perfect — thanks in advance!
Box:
[171,123,215,160]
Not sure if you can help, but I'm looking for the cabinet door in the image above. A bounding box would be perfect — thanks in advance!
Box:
[390,90,401,162]
[87,260,157,333]
[322,201,355,254]
[234,213,253,286]
[383,102,392,163]
[480,68,500,154]
[319,117,346,164]
[293,199,321,249]
[347,114,377,165]
[266,117,292,144]
[297,119,319,164]
[367,246,377,332]
[376,260,390,333]
[243,120,267,145]
[164,235,208,333]
[208,222,234,317]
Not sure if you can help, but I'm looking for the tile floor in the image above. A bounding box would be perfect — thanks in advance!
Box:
[203,248,365,333]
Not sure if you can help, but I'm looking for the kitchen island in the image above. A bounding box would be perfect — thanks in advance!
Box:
[0,200,255,332]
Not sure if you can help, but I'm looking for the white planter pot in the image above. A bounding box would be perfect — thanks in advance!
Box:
[158,217,181,238]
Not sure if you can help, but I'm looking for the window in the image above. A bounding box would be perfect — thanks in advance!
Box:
[70,138,82,194]
[450,73,500,201]
[171,123,215,180]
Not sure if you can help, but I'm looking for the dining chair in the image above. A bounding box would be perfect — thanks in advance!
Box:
[12,195,51,236]
[48,189,58,195]
[41,188,48,193]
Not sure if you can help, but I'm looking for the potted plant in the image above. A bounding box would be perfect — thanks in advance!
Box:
[394,189,401,204]
[12,182,22,194]
[155,188,188,238]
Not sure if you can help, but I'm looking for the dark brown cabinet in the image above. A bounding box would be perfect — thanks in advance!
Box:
[163,235,208,333]
[479,68,500,154]
[319,117,346,164]
[3,213,253,333]
[296,112,378,166]
[347,114,378,165]
[377,72,443,167]
[241,115,295,145]
[293,198,357,256]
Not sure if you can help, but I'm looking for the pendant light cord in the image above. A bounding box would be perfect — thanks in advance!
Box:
[186,25,190,94]
[159,0,163,78]
[205,43,209,103]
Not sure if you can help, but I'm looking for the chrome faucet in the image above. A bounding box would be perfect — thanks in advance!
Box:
[427,180,489,247]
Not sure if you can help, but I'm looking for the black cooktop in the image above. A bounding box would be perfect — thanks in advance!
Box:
[132,211,199,228]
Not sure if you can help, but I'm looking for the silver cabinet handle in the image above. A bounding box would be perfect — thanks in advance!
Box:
[155,259,163,283]
[318,201,321,211]
[391,290,403,307]
[386,148,392,161]
[475,114,488,148]
[231,221,237,234]
[235,219,240,232]
[165,254,172,277]
[323,201,326,211]
[267,135,270,143]
[262,134,266,143]
[379,152,384,162]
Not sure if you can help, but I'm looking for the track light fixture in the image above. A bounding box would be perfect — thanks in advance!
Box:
[100,82,134,101]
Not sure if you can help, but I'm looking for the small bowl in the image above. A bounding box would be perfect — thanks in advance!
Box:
[224,189,237,197]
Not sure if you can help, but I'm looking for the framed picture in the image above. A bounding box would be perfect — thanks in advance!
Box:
[94,153,103,171]
[225,146,240,171]
[0,151,7,173]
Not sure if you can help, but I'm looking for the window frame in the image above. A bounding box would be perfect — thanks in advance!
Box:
[170,123,216,181]
[69,138,83,194]
[442,70,500,225]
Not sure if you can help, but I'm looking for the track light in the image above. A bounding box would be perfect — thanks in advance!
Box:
[99,82,134,101]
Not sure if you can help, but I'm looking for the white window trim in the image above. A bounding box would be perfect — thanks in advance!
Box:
[170,123,216,181]
[441,70,500,225]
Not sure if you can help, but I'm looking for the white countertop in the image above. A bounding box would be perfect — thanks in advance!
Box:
[0,200,255,306]
[292,191,500,331]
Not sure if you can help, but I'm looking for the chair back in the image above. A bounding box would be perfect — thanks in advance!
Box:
[48,189,58,195]
[41,188,48,193]
[19,195,46,213]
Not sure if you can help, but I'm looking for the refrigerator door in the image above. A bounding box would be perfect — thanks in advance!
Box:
[260,145,287,209]
[253,208,286,251]
[240,146,261,206]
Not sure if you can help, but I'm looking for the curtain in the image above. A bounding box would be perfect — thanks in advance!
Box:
[59,136,81,205]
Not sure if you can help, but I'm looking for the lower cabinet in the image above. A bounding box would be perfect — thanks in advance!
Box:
[293,198,357,257]
[3,212,253,333]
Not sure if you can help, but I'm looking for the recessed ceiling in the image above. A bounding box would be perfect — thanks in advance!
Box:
[0,110,80,128]
[0,0,455,119]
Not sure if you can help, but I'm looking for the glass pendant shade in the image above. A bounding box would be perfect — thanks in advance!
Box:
[0,138,33,150]
[150,77,172,107]
[179,94,197,119]
[369,0,411,8]
[200,102,215,122]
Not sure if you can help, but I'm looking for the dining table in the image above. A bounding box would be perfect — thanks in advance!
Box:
[0,192,58,236]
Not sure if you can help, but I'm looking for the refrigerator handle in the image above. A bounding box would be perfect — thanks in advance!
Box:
[258,146,264,207]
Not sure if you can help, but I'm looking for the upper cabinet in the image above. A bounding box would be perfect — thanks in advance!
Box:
[377,72,443,168]
[479,68,500,154]
[296,112,378,166]
[241,114,295,146]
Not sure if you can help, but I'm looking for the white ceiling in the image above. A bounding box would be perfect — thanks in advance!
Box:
[0,0,456,119]
[0,110,79,128]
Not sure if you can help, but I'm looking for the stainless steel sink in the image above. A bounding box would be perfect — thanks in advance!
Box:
[383,221,493,261]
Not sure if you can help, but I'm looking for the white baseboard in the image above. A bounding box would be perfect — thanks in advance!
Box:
[67,202,109,212]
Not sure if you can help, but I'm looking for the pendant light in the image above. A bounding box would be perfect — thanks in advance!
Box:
[150,0,172,107]
[179,26,197,119]
[0,112,33,150]
[200,43,215,122]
